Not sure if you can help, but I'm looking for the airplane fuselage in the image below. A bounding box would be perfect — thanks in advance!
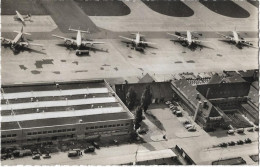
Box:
[187,31,192,46]
[12,32,23,45]
[232,31,239,44]
[76,30,82,48]
[16,11,25,22]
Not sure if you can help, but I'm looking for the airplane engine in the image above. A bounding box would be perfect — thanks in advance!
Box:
[64,40,72,46]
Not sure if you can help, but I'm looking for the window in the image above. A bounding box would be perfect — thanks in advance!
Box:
[104,125,108,128]
[120,124,124,126]
[2,135,6,138]
[58,130,62,133]
[33,132,37,135]
[12,134,17,137]
[112,125,116,127]
[67,129,71,131]
[7,134,11,137]
[86,127,89,130]
[125,123,130,126]
[2,141,6,144]
[117,124,120,127]
[53,130,57,133]
[108,125,112,127]
[95,126,99,129]
[48,131,52,133]
[38,132,42,134]
[62,129,66,132]
[72,128,76,131]
[43,131,47,134]
[99,126,103,128]
[90,127,94,129]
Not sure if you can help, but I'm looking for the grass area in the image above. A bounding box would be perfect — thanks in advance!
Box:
[199,0,250,18]
[74,0,130,16]
[141,0,194,17]
[2,0,48,15]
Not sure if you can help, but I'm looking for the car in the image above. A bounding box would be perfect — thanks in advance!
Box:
[185,124,193,129]
[68,150,79,157]
[244,138,252,144]
[247,128,254,132]
[113,139,119,145]
[183,121,191,125]
[236,128,244,134]
[172,110,177,114]
[43,153,51,159]
[188,127,196,132]
[219,143,227,147]
[237,140,244,145]
[32,154,40,159]
[169,105,175,109]
[92,142,100,149]
[227,129,235,134]
[228,141,235,146]
[176,111,183,117]
[165,101,172,105]
[255,126,259,131]
[138,128,148,134]
[84,145,95,153]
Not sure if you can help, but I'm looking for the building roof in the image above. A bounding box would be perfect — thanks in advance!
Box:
[1,80,134,131]
[136,149,176,162]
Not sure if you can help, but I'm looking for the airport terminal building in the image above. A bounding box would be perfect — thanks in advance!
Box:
[1,80,134,147]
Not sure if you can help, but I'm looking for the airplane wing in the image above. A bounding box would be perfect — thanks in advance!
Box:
[216,32,232,40]
[167,33,187,41]
[1,37,12,44]
[82,41,105,46]
[52,34,76,43]
[119,36,134,42]
[192,39,211,43]
[239,40,257,48]
[19,42,44,47]
[141,41,156,45]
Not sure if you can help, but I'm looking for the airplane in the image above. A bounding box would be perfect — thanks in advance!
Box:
[167,31,210,50]
[1,26,43,51]
[217,31,256,49]
[52,27,105,55]
[13,10,32,25]
[119,32,156,50]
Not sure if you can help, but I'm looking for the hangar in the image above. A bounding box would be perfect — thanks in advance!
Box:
[1,80,134,147]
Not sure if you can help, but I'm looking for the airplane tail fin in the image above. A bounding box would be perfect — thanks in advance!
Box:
[131,32,145,37]
[69,27,90,33]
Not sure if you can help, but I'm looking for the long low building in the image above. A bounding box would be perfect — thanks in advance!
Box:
[1,80,134,147]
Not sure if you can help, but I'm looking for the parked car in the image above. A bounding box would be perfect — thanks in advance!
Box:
[185,124,193,129]
[237,140,244,145]
[172,110,177,114]
[68,150,80,157]
[92,142,100,149]
[113,139,119,145]
[165,101,172,105]
[219,143,227,147]
[236,128,244,133]
[138,128,148,134]
[43,153,51,159]
[244,138,252,144]
[255,126,259,131]
[183,121,191,125]
[84,145,95,153]
[228,141,236,146]
[188,127,196,132]
[176,111,183,117]
[247,128,254,132]
[32,154,40,160]
[227,129,235,134]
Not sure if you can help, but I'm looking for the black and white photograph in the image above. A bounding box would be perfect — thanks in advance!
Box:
[1,0,259,165]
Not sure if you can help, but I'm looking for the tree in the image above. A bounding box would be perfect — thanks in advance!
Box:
[134,106,143,130]
[141,85,152,113]
[126,87,137,110]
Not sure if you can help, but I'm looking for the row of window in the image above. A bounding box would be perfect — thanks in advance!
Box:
[2,134,17,138]
[27,128,76,136]
[85,128,129,136]
[1,140,16,144]
[86,123,130,130]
